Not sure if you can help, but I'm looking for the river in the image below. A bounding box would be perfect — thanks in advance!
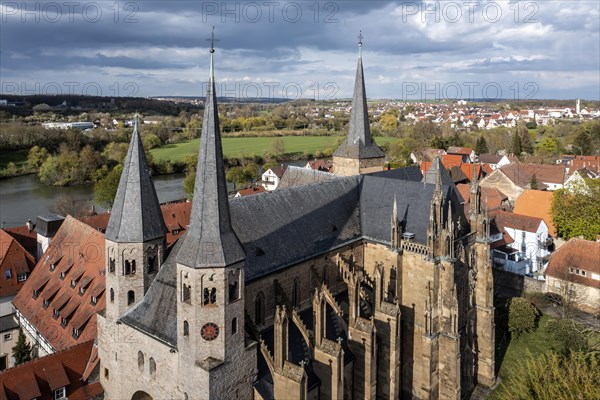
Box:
[0,159,309,228]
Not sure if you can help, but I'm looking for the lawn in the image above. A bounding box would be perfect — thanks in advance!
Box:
[489,313,563,399]
[151,136,397,163]
[0,148,29,170]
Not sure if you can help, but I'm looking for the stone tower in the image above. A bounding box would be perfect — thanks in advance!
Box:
[174,44,256,399]
[104,118,167,323]
[333,35,385,176]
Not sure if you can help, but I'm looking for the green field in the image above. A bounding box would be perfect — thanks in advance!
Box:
[151,136,396,163]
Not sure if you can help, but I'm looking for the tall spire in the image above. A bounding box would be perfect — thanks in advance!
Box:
[177,37,245,268]
[333,33,385,160]
[105,116,167,243]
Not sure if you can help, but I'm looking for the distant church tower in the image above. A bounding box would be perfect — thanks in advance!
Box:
[104,118,167,323]
[333,33,385,176]
[174,42,256,398]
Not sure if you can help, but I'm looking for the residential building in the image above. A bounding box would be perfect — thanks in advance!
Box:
[235,185,267,197]
[0,229,36,370]
[545,238,600,314]
[478,153,513,170]
[261,166,287,191]
[12,216,106,357]
[490,211,551,275]
[513,189,557,237]
[446,147,475,163]
[0,340,102,400]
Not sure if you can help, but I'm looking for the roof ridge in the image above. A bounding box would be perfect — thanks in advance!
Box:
[0,339,94,374]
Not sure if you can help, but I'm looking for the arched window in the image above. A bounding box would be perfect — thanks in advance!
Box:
[292,279,300,308]
[148,256,157,274]
[109,258,115,273]
[183,284,191,304]
[446,236,451,256]
[322,267,328,285]
[149,357,156,377]
[231,317,238,335]
[210,288,217,304]
[127,290,135,305]
[183,321,189,336]
[138,351,144,372]
[131,260,136,274]
[203,288,209,305]
[110,288,114,302]
[228,270,239,303]
[255,292,265,325]
[124,260,131,275]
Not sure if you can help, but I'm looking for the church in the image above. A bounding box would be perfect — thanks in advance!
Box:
[98,38,496,400]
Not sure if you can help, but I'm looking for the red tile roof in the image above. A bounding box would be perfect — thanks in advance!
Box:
[446,147,473,156]
[4,226,37,259]
[490,210,544,233]
[12,217,106,352]
[546,239,600,288]
[0,340,102,400]
[236,185,267,197]
[0,229,36,297]
[500,163,566,187]
[457,184,509,217]
[513,190,557,237]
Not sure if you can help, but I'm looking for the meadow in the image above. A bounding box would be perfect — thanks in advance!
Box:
[151,135,396,162]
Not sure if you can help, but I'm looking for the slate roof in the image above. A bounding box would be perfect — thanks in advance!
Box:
[277,166,339,189]
[176,51,245,269]
[0,340,102,400]
[12,217,106,352]
[422,157,455,187]
[105,118,167,243]
[333,44,385,160]
[231,177,362,281]
[122,167,465,346]
[120,237,180,347]
[369,165,423,182]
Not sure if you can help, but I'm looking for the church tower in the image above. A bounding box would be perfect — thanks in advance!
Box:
[333,33,385,176]
[104,118,167,322]
[174,39,256,398]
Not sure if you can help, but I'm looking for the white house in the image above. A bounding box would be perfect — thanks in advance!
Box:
[261,166,287,191]
[490,211,551,276]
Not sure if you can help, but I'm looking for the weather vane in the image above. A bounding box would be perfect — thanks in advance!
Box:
[206,26,219,53]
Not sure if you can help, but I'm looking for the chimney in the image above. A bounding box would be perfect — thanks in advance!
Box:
[35,214,65,261]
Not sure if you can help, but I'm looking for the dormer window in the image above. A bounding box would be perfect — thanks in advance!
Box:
[50,263,56,271]
[73,327,80,339]
[79,287,85,295]
[61,317,68,327]
[17,273,27,282]
[70,279,77,288]
[91,296,98,305]
[43,299,50,308]
[53,309,59,319]
[33,289,40,299]
[5,269,11,280]
[54,387,66,400]
[60,272,66,280]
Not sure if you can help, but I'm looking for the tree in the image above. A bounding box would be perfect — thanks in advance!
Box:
[183,171,195,200]
[520,130,535,155]
[474,136,489,155]
[551,179,600,240]
[512,132,522,156]
[508,297,539,338]
[536,137,559,157]
[26,145,49,170]
[270,138,285,159]
[530,174,538,190]
[12,328,32,365]
[94,164,123,208]
[380,113,398,134]
[544,318,588,354]
[49,194,91,218]
[497,351,600,400]
[142,133,162,150]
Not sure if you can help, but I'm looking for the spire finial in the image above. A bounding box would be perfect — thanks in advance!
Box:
[206,27,219,82]
[358,30,363,58]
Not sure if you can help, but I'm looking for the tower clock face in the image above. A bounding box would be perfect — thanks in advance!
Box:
[201,322,219,341]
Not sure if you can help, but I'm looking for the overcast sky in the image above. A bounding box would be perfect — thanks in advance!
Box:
[1,1,599,100]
